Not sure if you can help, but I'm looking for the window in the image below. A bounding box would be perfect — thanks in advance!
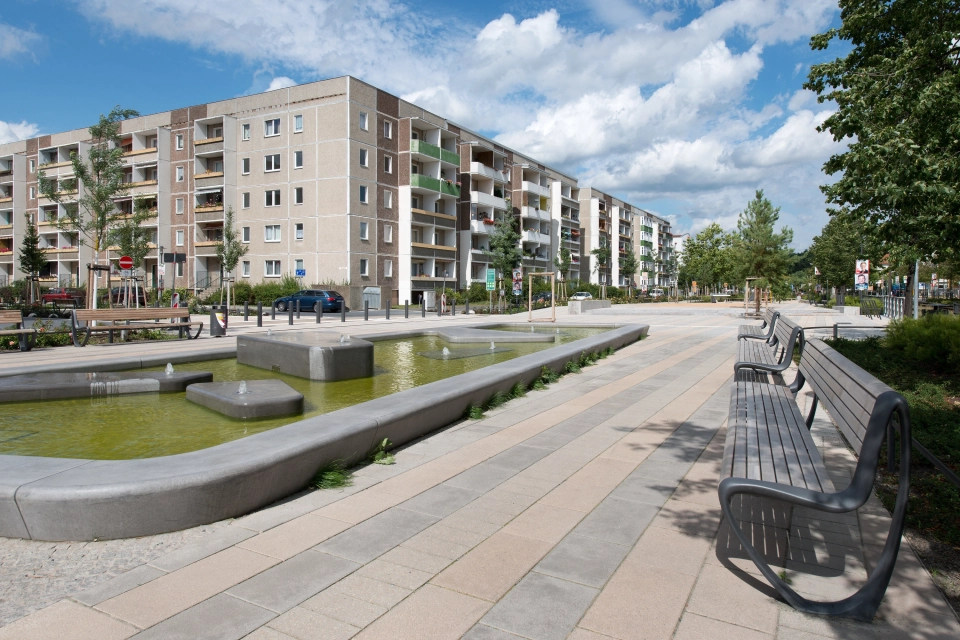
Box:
[265,190,280,207]
[359,258,369,277]
[384,190,393,209]
[385,260,393,277]
[242,124,250,141]
[242,158,250,175]
[176,230,184,246]
[241,261,250,277]
[212,160,223,173]
[359,185,368,203]
[383,156,392,173]
[177,261,184,277]
[295,223,303,240]
[176,134,184,150]
[213,127,222,138]
[148,137,158,148]
[238,226,249,244]
[294,115,303,132]
[265,260,281,276]
[264,118,280,137]
[29,186,36,199]
[264,154,280,172]
[242,192,250,208]
[176,166,184,182]
[295,259,304,273]
[383,121,392,139]
[29,159,36,173]
[294,150,303,169]
[359,112,368,130]
[265,224,281,242]
[359,149,368,167]
[360,221,369,240]
[176,198,184,214]
[411,195,420,209]
[294,187,303,204]
[384,224,393,243]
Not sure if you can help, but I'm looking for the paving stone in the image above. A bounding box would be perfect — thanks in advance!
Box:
[266,606,360,640]
[226,550,359,613]
[238,514,353,560]
[685,564,780,634]
[0,600,137,640]
[132,593,275,640]
[72,564,167,606]
[485,444,555,471]
[331,575,411,609]
[573,497,659,546]
[355,559,434,590]
[400,484,483,519]
[534,534,630,588]
[148,525,258,572]
[499,503,585,544]
[314,508,438,564]
[300,589,388,628]
[674,612,773,639]
[444,464,518,493]
[608,473,677,507]
[480,572,598,640]
[352,584,489,640]
[462,624,526,639]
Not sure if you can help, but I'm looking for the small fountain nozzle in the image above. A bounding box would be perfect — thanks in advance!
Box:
[237,381,249,395]
[165,363,174,375]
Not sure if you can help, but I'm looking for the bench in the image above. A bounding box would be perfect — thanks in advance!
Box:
[735,315,803,383]
[70,308,203,347]
[0,310,37,352]
[738,308,779,341]
[719,337,911,620]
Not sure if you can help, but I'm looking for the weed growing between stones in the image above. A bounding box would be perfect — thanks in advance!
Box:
[311,459,352,490]
[368,438,395,465]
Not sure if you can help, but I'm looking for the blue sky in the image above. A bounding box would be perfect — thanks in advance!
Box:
[0,0,848,248]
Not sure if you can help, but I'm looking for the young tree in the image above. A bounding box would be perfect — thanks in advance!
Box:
[215,206,249,311]
[591,243,612,285]
[38,106,140,308]
[619,246,639,295]
[732,191,795,312]
[485,217,523,310]
[805,0,960,259]
[109,197,154,307]
[677,223,735,292]
[18,214,47,303]
[553,246,572,300]
[809,210,884,300]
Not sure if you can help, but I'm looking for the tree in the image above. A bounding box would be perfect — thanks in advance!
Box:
[805,0,960,260]
[619,246,639,295]
[732,190,794,312]
[553,246,572,300]
[486,217,523,310]
[215,207,249,311]
[109,197,154,307]
[591,243,612,285]
[809,210,884,300]
[18,214,47,303]
[677,223,736,292]
[38,106,140,308]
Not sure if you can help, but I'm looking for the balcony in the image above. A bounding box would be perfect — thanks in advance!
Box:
[522,181,549,197]
[0,197,13,204]
[523,229,550,245]
[521,206,548,221]
[195,241,219,256]
[195,172,224,189]
[469,162,508,183]
[470,191,506,210]
[123,147,158,160]
[0,225,12,238]
[410,140,460,166]
[411,241,457,254]
[409,174,460,197]
[470,218,496,234]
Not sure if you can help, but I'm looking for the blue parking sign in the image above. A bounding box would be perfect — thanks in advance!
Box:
[295,269,306,277]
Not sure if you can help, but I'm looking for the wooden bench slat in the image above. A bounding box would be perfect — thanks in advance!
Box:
[762,380,792,485]
[803,357,871,448]
[733,383,749,479]
[745,379,761,480]
[756,381,778,482]
[769,385,808,487]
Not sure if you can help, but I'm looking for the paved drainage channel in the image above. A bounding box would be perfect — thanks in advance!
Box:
[0,324,648,541]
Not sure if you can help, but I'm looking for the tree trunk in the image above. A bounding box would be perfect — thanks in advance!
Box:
[904,273,914,318]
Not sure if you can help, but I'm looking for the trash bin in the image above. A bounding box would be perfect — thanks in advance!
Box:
[362,286,381,311]
[210,305,228,337]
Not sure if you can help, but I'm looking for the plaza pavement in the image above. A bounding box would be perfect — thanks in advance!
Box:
[0,301,956,639]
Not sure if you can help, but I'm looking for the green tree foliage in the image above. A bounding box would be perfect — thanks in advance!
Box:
[809,210,884,290]
[553,246,572,299]
[590,243,612,284]
[109,197,154,270]
[215,206,249,309]
[486,217,523,282]
[677,223,735,291]
[18,214,47,303]
[805,0,960,259]
[733,191,794,310]
[619,246,639,293]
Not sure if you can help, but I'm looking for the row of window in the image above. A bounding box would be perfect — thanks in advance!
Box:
[174,222,391,245]
[237,257,389,279]
[172,148,392,184]
[235,113,393,141]
[173,184,394,215]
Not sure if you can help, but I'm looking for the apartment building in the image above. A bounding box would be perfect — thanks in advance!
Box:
[0,75,665,304]
[634,210,675,291]
[578,188,634,288]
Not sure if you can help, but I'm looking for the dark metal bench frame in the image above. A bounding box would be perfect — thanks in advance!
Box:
[0,310,37,352]
[734,315,804,386]
[720,338,911,620]
[738,309,780,342]
[70,309,203,347]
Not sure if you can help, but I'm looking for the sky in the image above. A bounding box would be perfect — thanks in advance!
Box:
[0,0,849,249]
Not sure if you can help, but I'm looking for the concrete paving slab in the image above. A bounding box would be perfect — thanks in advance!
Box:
[314,508,438,564]
[479,572,598,640]
[131,593,275,640]
[226,550,359,613]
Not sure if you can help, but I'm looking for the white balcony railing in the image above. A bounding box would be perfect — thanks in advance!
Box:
[469,162,508,183]
[470,191,507,210]
[522,181,549,197]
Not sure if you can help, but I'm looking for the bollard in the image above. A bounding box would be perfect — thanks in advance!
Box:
[405,300,409,319]
[465,299,469,315]
[296,299,301,319]
[257,302,263,327]
[386,304,390,320]
[364,300,369,321]
[833,323,839,340]
[288,305,293,325]
[452,301,456,317]
[316,303,322,324]
[421,301,425,318]
[341,304,346,322]
[271,302,276,320]
[244,301,249,321]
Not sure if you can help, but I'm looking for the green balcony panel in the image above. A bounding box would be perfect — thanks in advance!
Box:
[440,148,461,165]
[410,174,441,192]
[410,139,441,160]
[440,181,460,197]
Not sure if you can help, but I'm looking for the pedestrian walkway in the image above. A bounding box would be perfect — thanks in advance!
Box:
[0,302,955,639]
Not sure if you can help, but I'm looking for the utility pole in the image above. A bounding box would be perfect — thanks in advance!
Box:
[913,259,919,320]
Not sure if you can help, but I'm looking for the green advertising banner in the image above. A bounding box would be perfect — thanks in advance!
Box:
[486,269,496,291]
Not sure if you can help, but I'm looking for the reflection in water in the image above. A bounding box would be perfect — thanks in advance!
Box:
[0,329,607,460]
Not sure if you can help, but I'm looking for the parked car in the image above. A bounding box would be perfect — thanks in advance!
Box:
[41,287,85,307]
[650,288,664,298]
[532,291,553,304]
[570,292,593,300]
[275,289,344,313]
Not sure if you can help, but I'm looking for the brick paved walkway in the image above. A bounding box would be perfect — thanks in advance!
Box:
[1,303,956,639]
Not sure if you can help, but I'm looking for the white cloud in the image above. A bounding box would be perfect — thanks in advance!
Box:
[266,76,298,91]
[0,120,41,144]
[0,22,43,60]
[72,0,842,247]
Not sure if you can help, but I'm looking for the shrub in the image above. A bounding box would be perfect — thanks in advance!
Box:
[885,314,960,373]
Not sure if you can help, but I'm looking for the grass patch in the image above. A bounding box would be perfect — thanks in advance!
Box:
[368,438,395,465]
[510,382,527,398]
[565,360,581,374]
[311,459,352,490]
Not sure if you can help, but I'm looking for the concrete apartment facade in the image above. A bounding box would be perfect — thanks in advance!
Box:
[0,76,664,304]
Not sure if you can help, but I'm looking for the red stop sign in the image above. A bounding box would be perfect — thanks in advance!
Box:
[118,255,134,270]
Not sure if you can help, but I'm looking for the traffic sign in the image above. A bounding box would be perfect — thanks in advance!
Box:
[295,269,306,277]
[486,269,496,291]
[118,255,134,270]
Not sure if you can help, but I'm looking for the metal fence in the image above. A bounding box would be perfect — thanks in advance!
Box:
[880,295,903,320]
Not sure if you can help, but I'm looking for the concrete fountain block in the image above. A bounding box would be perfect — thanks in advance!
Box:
[237,332,374,381]
[186,380,304,420]
[435,327,555,343]
[0,371,213,403]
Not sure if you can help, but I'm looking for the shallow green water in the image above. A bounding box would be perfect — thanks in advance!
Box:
[0,327,607,460]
